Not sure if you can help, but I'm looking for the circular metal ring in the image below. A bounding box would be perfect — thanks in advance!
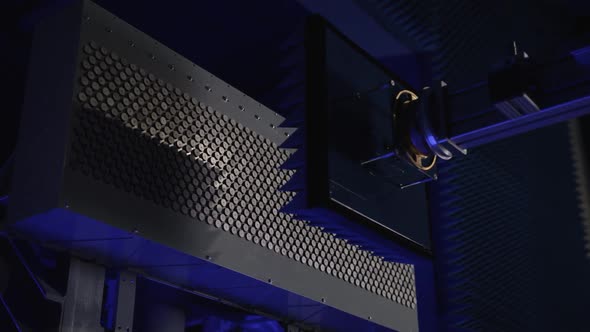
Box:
[394,90,437,171]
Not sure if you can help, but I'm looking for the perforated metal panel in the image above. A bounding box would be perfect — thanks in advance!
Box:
[8,1,422,330]
[67,34,416,307]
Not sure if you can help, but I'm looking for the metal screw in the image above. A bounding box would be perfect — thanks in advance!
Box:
[206,255,212,260]
[390,80,396,86]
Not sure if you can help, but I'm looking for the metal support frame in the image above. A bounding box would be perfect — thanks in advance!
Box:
[452,94,590,149]
[61,257,105,332]
[103,270,136,332]
[6,2,418,331]
[447,46,590,149]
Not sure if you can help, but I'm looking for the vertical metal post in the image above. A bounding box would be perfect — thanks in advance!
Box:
[60,257,105,332]
[112,271,137,332]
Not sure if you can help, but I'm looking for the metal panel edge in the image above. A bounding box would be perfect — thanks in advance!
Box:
[63,166,417,332]
[8,1,84,224]
[81,0,296,146]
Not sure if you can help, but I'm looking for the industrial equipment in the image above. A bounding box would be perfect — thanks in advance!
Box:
[1,0,590,331]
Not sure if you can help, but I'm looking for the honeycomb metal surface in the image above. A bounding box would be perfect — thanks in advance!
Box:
[67,41,417,308]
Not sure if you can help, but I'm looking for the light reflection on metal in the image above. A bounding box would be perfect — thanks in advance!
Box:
[395,89,438,171]
[452,94,590,149]
[400,176,437,190]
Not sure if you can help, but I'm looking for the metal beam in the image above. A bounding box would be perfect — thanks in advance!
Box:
[451,94,590,149]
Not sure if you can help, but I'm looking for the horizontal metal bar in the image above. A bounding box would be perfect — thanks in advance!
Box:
[451,94,590,148]
[400,177,435,190]
[360,151,396,166]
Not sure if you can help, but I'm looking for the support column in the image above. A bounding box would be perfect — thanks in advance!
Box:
[60,257,105,332]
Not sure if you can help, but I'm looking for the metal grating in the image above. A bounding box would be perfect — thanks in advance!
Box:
[67,41,417,308]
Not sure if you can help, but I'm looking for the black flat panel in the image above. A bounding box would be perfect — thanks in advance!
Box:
[306,16,432,252]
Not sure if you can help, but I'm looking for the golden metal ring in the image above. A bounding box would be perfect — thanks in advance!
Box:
[394,89,437,171]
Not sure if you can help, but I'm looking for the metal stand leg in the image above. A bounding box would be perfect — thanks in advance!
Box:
[103,270,137,332]
[60,257,105,332]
